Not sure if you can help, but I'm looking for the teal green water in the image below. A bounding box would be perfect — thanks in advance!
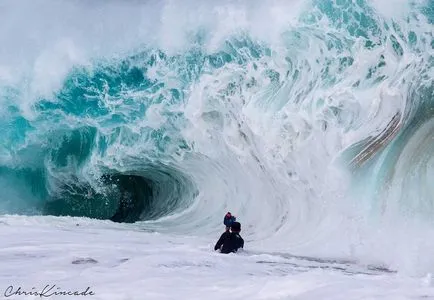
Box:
[0,0,432,222]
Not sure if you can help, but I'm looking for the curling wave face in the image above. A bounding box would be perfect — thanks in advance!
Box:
[0,0,433,272]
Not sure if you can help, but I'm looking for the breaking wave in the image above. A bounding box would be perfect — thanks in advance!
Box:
[0,0,433,274]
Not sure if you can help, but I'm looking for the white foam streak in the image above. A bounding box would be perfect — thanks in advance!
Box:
[2,215,434,300]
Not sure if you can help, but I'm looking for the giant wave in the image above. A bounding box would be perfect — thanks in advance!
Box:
[0,0,433,273]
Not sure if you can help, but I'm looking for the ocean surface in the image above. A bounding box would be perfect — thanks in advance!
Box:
[1,0,433,299]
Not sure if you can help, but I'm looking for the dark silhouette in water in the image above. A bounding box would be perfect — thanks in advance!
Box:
[214,221,244,254]
[43,174,153,223]
[104,174,153,223]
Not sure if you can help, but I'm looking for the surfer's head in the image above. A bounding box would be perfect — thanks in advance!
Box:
[230,222,241,233]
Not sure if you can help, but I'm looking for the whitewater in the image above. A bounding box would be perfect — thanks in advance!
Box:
[0,0,433,299]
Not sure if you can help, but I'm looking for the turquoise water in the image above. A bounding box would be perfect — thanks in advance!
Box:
[0,0,432,227]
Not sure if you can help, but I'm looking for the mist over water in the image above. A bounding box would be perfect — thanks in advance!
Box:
[0,0,433,275]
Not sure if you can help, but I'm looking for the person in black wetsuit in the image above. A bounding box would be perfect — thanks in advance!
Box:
[214,221,244,254]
